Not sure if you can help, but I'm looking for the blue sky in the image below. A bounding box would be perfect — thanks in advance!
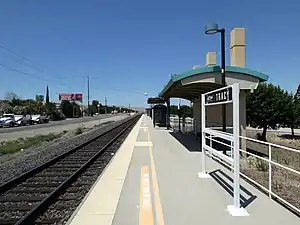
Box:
[0,0,299,107]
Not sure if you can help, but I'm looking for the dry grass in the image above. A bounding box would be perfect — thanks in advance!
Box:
[240,130,300,212]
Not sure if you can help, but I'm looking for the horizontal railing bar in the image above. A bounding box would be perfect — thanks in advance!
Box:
[204,129,233,141]
[205,136,233,148]
[204,144,233,164]
[239,149,267,161]
[240,136,300,154]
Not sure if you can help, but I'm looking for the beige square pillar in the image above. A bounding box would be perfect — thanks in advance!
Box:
[206,52,217,66]
[230,28,246,68]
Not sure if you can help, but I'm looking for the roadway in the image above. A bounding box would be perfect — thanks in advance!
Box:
[0,114,115,134]
[0,114,128,141]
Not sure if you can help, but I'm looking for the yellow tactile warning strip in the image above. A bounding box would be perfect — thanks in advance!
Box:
[138,117,165,225]
[66,115,144,225]
[139,166,154,225]
[135,142,153,147]
[147,131,165,225]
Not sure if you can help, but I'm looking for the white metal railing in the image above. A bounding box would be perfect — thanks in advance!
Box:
[205,134,300,214]
[239,136,300,214]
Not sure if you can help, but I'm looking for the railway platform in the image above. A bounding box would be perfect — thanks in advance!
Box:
[67,114,300,225]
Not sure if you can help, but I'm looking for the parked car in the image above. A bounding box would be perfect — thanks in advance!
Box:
[0,114,17,127]
[15,115,32,126]
[31,115,49,124]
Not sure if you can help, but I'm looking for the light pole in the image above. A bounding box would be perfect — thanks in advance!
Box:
[97,104,100,114]
[205,24,226,128]
[205,23,227,154]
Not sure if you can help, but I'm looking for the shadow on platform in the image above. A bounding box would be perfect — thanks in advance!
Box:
[209,169,257,208]
[169,131,201,152]
[169,130,229,153]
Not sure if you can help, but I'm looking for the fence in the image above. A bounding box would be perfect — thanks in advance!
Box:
[170,117,194,133]
[205,133,300,214]
[170,117,232,135]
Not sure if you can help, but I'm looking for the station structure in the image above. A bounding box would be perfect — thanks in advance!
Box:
[66,28,299,225]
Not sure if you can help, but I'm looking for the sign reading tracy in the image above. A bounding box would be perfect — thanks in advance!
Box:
[205,86,232,104]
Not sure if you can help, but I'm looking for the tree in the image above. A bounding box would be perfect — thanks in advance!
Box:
[169,105,179,115]
[4,92,19,101]
[13,106,26,115]
[169,105,192,118]
[295,84,300,100]
[60,100,74,118]
[247,83,286,141]
[45,85,49,104]
[282,92,300,138]
[180,105,193,118]
[0,101,13,114]
[91,100,99,115]
[60,101,81,118]
[72,102,82,117]
[45,85,53,115]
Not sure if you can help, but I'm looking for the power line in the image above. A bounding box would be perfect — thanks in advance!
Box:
[0,62,49,82]
[0,61,147,100]
[0,44,60,79]
[0,62,69,86]
[0,44,34,64]
[0,44,84,81]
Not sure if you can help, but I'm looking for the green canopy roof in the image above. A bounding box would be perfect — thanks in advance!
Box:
[159,66,269,97]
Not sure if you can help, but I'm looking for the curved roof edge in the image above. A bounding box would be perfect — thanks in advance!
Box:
[159,65,269,97]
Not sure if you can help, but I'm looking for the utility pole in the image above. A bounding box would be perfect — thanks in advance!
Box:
[87,76,90,116]
[178,98,181,132]
[104,96,107,114]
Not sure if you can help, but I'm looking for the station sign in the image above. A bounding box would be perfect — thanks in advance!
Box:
[147,97,165,104]
[205,87,232,104]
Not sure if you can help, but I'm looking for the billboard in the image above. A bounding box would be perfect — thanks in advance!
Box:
[59,93,83,102]
[36,95,44,102]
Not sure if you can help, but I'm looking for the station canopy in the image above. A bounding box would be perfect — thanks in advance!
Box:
[158,66,269,101]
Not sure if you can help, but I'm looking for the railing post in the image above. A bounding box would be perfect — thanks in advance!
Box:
[231,141,233,172]
[232,83,240,209]
[269,144,272,198]
[201,94,206,174]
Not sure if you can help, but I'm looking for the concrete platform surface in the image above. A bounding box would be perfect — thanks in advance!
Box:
[68,114,300,225]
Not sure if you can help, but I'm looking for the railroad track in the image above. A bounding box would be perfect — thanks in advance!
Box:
[0,115,141,225]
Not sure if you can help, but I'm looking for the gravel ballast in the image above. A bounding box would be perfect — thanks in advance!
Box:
[0,115,134,185]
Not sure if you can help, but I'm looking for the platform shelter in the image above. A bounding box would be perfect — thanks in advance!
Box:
[158,28,269,149]
[147,97,170,128]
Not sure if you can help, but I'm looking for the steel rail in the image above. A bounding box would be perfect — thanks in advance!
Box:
[0,115,140,225]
